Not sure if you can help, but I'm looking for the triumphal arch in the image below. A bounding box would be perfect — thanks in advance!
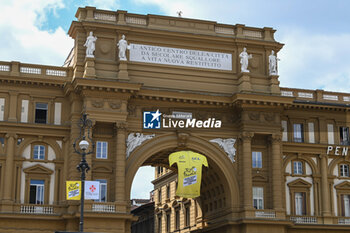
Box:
[0,6,350,233]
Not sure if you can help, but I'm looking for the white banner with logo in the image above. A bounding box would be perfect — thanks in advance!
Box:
[85,181,100,200]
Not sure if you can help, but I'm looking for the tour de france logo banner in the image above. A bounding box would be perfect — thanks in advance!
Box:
[169,151,208,198]
[66,181,81,200]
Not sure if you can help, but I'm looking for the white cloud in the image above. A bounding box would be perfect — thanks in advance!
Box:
[86,0,120,10]
[278,30,350,92]
[0,0,73,66]
[131,166,154,199]
[133,0,350,93]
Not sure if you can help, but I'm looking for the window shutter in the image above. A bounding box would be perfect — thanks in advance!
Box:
[341,194,345,216]
[302,192,307,215]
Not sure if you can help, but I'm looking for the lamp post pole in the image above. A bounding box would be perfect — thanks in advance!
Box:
[73,113,94,232]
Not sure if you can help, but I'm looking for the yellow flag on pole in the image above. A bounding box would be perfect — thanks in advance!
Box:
[66,181,81,200]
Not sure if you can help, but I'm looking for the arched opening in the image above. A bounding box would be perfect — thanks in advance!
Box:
[127,133,239,232]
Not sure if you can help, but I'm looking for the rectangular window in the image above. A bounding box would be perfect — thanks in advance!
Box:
[29,180,44,204]
[185,205,190,227]
[157,166,162,174]
[252,151,262,168]
[166,185,170,199]
[96,179,107,202]
[158,189,162,203]
[293,123,304,142]
[308,122,315,143]
[21,99,29,123]
[282,120,288,142]
[295,192,306,215]
[175,208,180,230]
[0,98,4,121]
[33,145,45,160]
[96,141,108,159]
[343,195,350,217]
[158,214,162,233]
[253,187,264,209]
[293,161,303,175]
[35,103,48,124]
[0,137,4,146]
[340,127,350,145]
[340,164,350,177]
[166,212,170,233]
[328,124,334,144]
[54,102,62,125]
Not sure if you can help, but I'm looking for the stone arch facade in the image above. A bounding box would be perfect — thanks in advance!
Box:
[125,133,240,209]
[283,153,318,175]
[17,138,63,160]
[329,156,349,175]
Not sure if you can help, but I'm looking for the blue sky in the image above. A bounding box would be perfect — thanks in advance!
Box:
[1,0,350,198]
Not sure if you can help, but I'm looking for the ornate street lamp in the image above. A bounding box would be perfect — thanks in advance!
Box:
[73,113,95,232]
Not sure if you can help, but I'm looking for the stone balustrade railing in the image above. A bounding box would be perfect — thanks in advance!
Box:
[0,61,72,79]
[92,203,116,213]
[76,7,275,40]
[255,210,276,218]
[281,88,350,105]
[338,218,350,224]
[290,216,318,224]
[20,204,54,214]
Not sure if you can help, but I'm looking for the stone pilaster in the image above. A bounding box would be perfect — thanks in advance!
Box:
[320,154,332,223]
[270,134,284,215]
[8,92,18,122]
[2,133,17,211]
[115,122,127,212]
[318,117,327,144]
[61,137,69,203]
[240,131,254,214]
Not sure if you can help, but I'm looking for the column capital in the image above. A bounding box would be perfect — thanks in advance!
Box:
[115,121,128,130]
[270,133,282,143]
[239,131,254,141]
[319,154,328,159]
[5,133,17,139]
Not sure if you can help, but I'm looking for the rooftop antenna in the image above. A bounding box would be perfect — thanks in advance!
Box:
[177,11,183,17]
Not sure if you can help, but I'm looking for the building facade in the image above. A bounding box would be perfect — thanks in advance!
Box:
[0,5,350,233]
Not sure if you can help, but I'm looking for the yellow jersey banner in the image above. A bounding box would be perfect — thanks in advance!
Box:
[169,151,208,198]
[66,181,81,200]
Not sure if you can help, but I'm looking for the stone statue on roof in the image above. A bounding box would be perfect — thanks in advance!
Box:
[117,35,130,61]
[239,47,252,73]
[269,50,280,75]
[84,31,97,58]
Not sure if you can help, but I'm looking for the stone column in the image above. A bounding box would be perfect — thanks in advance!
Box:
[2,133,16,211]
[240,131,254,212]
[115,122,127,212]
[62,137,69,203]
[271,134,284,212]
[320,154,332,223]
